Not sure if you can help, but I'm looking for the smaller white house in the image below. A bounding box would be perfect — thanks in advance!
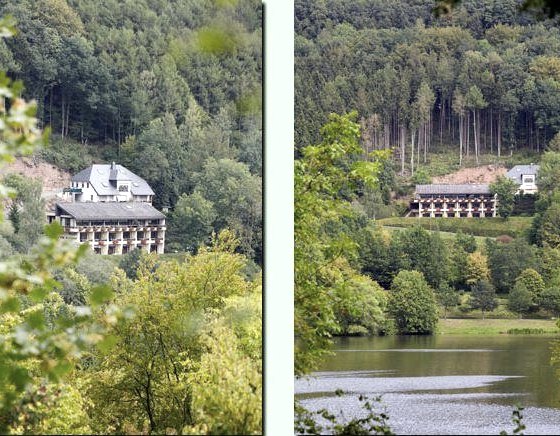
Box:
[506,164,539,195]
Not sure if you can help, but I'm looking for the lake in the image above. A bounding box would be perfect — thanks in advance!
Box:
[295,335,560,434]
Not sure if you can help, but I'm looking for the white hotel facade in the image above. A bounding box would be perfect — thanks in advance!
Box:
[47,163,166,255]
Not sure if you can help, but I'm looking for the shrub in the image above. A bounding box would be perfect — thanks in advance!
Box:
[508,282,533,317]
[388,270,438,334]
[507,328,546,334]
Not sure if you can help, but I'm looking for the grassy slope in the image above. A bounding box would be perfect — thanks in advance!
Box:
[439,318,559,335]
[377,216,533,238]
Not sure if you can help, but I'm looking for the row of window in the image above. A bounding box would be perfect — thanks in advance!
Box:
[94,245,159,254]
[80,231,161,242]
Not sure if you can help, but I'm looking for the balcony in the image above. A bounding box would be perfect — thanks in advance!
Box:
[63,187,82,193]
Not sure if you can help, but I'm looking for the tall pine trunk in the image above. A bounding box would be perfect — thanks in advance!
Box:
[497,112,502,158]
[411,129,415,176]
[400,124,406,176]
[459,114,463,166]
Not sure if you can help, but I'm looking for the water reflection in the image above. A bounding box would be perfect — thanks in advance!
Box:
[295,335,560,434]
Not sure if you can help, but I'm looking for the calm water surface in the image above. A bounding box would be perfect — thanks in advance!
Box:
[295,335,560,434]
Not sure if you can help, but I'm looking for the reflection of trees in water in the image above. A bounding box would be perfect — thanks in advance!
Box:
[315,336,560,409]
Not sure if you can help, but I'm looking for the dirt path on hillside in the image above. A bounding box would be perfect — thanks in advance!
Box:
[432,164,507,184]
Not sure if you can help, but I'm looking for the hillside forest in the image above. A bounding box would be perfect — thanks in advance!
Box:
[0,0,262,263]
[0,1,262,434]
[296,0,560,171]
[294,0,560,382]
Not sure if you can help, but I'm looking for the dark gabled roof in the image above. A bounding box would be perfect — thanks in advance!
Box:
[415,184,491,195]
[55,202,165,220]
[72,164,154,196]
[506,164,540,184]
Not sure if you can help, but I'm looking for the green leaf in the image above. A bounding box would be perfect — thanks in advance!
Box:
[44,222,63,239]
[0,296,19,313]
[97,334,118,354]
[28,286,49,303]
[25,311,45,330]
[89,285,114,307]
[9,367,30,391]
[50,360,72,381]
[76,242,89,259]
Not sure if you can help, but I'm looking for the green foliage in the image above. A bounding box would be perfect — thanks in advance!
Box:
[539,285,560,316]
[515,268,545,302]
[3,174,45,253]
[547,132,560,152]
[455,231,478,254]
[38,137,93,174]
[436,282,460,319]
[0,0,262,266]
[486,238,538,293]
[295,0,560,167]
[538,246,560,283]
[536,202,560,248]
[84,230,261,434]
[0,23,127,432]
[184,291,262,435]
[388,270,438,334]
[507,328,546,334]
[490,176,518,219]
[358,225,399,288]
[465,251,490,286]
[295,112,391,375]
[499,405,526,436]
[192,158,262,259]
[469,280,498,319]
[167,191,217,252]
[537,151,560,197]
[117,248,145,280]
[392,226,450,288]
[410,169,431,185]
[331,258,388,336]
[8,383,91,434]
[508,282,534,316]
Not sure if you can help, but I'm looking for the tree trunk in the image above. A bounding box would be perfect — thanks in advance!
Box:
[65,101,70,138]
[400,124,406,176]
[411,129,415,176]
[439,101,444,146]
[497,112,502,158]
[466,111,470,158]
[459,114,463,166]
[61,97,65,140]
[490,109,493,154]
[472,109,479,164]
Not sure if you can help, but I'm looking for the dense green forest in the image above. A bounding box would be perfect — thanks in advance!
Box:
[0,0,262,262]
[296,0,560,173]
[0,3,262,435]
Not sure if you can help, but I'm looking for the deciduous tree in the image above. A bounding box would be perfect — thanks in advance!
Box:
[389,270,438,334]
